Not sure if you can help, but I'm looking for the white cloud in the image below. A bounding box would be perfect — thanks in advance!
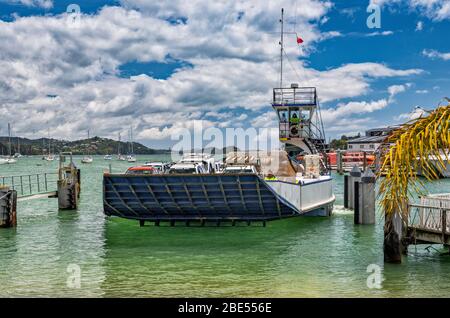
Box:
[5,0,52,8]
[387,83,411,102]
[416,89,429,94]
[422,49,450,60]
[0,2,423,144]
[365,31,394,37]
[394,106,426,121]
[320,82,411,134]
[374,0,450,20]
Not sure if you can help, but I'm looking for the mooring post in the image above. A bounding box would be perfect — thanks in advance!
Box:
[337,150,343,175]
[363,151,367,171]
[355,168,376,225]
[57,152,80,210]
[384,210,403,263]
[344,174,349,208]
[0,187,17,228]
[348,166,362,210]
[375,150,381,173]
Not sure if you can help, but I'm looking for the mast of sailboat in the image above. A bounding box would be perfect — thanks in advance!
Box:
[87,129,90,156]
[118,132,121,156]
[47,127,51,156]
[7,123,11,157]
[279,8,284,89]
[130,126,134,154]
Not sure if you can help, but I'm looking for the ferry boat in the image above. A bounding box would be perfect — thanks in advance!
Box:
[102,9,335,223]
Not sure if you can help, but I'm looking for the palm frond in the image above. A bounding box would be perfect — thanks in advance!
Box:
[378,103,450,218]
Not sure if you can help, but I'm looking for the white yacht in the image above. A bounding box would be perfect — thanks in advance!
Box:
[127,127,136,163]
[81,130,94,164]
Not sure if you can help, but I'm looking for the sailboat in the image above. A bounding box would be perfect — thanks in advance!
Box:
[81,130,94,164]
[117,132,126,161]
[14,136,22,158]
[127,127,136,163]
[43,127,55,161]
[5,123,17,164]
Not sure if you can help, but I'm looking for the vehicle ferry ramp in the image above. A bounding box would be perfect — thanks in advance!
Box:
[103,173,301,223]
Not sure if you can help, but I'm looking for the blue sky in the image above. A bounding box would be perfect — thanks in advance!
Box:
[0,0,448,148]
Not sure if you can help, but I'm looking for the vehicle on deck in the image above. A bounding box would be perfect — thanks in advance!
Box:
[168,162,206,174]
[144,162,170,174]
[125,166,156,175]
[178,153,216,173]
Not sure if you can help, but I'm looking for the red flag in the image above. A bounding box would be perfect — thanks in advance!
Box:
[296,36,304,44]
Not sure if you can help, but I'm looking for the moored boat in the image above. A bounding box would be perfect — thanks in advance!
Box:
[81,155,93,164]
[102,9,335,223]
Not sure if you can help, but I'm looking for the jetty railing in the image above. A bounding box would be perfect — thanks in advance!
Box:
[407,194,450,245]
[408,204,449,233]
[0,173,58,197]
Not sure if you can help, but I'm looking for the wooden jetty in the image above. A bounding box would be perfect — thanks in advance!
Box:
[406,194,450,247]
[0,152,81,228]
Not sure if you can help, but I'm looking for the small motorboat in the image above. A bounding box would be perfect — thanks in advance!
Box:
[44,154,55,161]
[127,155,136,163]
[81,156,93,164]
[0,158,8,165]
[104,154,113,160]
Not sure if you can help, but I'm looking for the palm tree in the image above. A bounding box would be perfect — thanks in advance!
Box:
[378,99,450,263]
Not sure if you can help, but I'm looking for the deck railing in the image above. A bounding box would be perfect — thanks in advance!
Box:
[273,87,317,106]
[0,173,58,197]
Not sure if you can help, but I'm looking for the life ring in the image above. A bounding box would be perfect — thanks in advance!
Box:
[290,125,299,137]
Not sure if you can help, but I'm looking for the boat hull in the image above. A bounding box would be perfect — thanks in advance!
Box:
[103,173,334,222]
[265,176,335,217]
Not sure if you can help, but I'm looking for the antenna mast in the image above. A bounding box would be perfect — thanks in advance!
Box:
[279,8,284,88]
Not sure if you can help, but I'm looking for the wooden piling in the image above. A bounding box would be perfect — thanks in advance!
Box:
[344,175,349,208]
[384,210,403,263]
[0,187,17,228]
[354,168,376,225]
[347,166,362,210]
[57,153,80,210]
[336,150,344,175]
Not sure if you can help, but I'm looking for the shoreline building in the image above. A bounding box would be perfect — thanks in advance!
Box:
[347,126,398,153]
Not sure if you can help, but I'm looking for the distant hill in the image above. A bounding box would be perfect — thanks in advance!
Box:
[0,136,170,156]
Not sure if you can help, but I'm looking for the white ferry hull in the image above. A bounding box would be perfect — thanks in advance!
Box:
[264,176,335,216]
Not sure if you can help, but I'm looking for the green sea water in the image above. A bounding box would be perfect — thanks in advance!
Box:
[1,155,450,297]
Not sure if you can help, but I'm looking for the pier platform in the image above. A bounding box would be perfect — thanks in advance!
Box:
[407,194,450,246]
